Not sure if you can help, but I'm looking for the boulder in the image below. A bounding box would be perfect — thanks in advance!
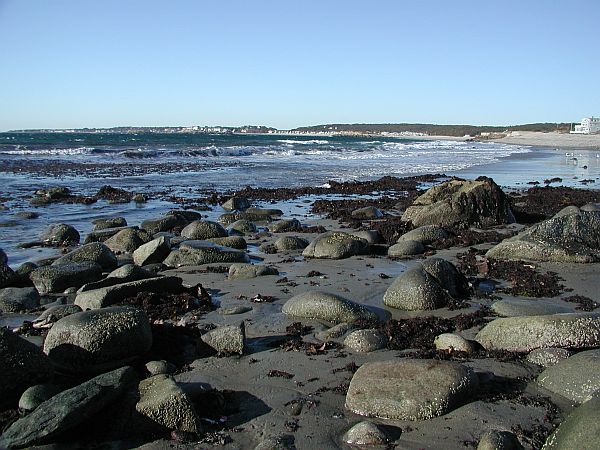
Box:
[434,333,478,354]
[104,228,153,253]
[491,299,573,317]
[397,225,450,245]
[84,226,134,244]
[245,207,283,217]
[315,323,355,341]
[343,421,389,446]
[351,206,383,219]
[163,240,250,267]
[181,220,228,240]
[402,177,513,228]
[145,360,176,376]
[486,210,600,263]
[477,430,523,450]
[228,263,279,280]
[421,257,468,298]
[136,374,201,433]
[0,328,54,408]
[387,240,424,258]
[383,267,452,310]
[302,231,369,259]
[542,394,600,449]
[141,215,182,234]
[228,219,257,235]
[0,366,136,449]
[133,236,171,266]
[526,348,572,368]
[537,350,600,403]
[349,230,383,245]
[218,212,274,226]
[282,291,377,324]
[274,236,309,252]
[43,306,152,373]
[92,217,127,231]
[476,313,600,352]
[18,384,62,412]
[166,210,202,222]
[0,287,40,312]
[52,242,118,271]
[0,262,16,288]
[201,322,246,355]
[344,329,386,353]
[78,264,156,293]
[207,236,248,249]
[268,219,301,233]
[33,304,83,328]
[40,223,80,246]
[345,359,478,420]
[221,196,251,211]
[75,276,183,310]
[30,262,103,294]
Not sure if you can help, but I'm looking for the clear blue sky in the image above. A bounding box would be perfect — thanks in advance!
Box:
[0,0,598,130]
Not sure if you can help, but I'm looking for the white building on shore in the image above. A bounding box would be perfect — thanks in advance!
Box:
[570,117,600,134]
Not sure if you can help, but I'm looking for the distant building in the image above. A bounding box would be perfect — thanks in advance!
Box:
[570,117,600,134]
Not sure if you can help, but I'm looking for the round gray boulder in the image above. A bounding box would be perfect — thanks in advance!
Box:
[228,263,279,280]
[221,196,251,211]
[302,231,369,259]
[0,287,40,312]
[344,329,386,353]
[268,219,301,233]
[52,242,118,271]
[181,220,228,240]
[43,306,152,373]
[383,267,452,310]
[397,225,450,245]
[526,348,572,368]
[30,262,103,295]
[228,219,257,235]
[345,359,478,420]
[351,206,383,219]
[476,313,600,352]
[542,394,600,449]
[282,291,377,324]
[133,236,171,266]
[18,384,62,412]
[274,236,309,252]
[207,236,248,249]
[40,223,80,246]
[343,421,389,446]
[387,240,424,258]
[92,217,127,230]
[163,240,250,267]
[104,228,153,253]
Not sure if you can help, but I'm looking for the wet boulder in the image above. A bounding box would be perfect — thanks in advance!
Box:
[40,223,80,246]
[397,225,450,245]
[402,177,513,228]
[207,236,247,249]
[218,212,274,226]
[228,263,279,280]
[104,228,153,253]
[268,219,301,233]
[43,306,152,373]
[92,217,127,231]
[52,242,118,271]
[302,231,369,259]
[246,207,283,217]
[30,262,103,294]
[163,240,250,267]
[537,349,600,403]
[351,206,383,219]
[141,215,182,235]
[0,328,54,408]
[282,291,377,324]
[133,236,171,266]
[272,236,309,252]
[542,394,600,449]
[0,287,40,312]
[345,359,478,420]
[180,220,228,240]
[84,226,135,244]
[476,313,600,352]
[75,275,183,310]
[0,366,137,449]
[486,209,600,263]
[387,240,424,258]
[221,196,251,211]
[227,219,257,235]
[383,258,465,311]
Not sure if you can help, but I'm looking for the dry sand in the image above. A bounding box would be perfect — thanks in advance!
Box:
[493,131,600,149]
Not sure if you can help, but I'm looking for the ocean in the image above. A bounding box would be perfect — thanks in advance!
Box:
[1,132,598,266]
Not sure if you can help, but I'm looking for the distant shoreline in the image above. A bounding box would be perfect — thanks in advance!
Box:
[490,131,600,149]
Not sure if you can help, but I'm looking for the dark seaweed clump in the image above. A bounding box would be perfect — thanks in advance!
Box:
[563,295,599,311]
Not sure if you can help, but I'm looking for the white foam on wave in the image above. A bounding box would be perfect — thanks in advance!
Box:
[0,146,95,156]
[276,139,329,145]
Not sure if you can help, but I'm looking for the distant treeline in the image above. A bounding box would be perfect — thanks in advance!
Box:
[292,123,571,136]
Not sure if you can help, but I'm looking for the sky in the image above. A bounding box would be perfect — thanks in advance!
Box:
[0,0,598,130]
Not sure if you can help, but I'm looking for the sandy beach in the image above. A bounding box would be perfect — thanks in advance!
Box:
[493,131,600,149]
[1,168,600,449]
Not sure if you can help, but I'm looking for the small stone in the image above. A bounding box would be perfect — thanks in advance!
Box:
[18,384,62,411]
[434,333,477,353]
[344,329,386,353]
[477,430,523,450]
[201,322,246,355]
[343,421,389,445]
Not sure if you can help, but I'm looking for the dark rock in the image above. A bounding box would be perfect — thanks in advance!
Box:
[0,366,136,449]
[268,219,301,233]
[181,220,228,240]
[0,287,40,312]
[92,217,127,230]
[163,240,250,267]
[104,228,153,253]
[43,307,152,373]
[221,196,251,211]
[30,262,103,295]
[40,223,80,246]
[133,236,171,266]
[52,242,118,271]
